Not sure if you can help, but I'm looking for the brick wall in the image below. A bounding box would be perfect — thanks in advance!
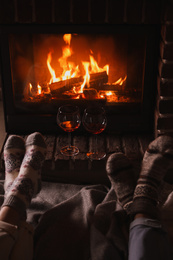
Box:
[157,3,173,137]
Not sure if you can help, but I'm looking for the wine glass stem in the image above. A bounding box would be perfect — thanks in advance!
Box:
[68,132,72,148]
[94,134,98,154]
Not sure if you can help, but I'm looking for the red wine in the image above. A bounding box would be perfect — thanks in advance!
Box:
[59,121,80,132]
[83,122,106,134]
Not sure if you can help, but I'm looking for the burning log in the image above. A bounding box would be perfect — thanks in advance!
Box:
[48,71,108,97]
[83,89,98,99]
[90,71,108,85]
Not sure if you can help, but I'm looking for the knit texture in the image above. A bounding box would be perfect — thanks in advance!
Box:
[3,135,25,194]
[106,152,136,214]
[131,135,173,219]
[3,132,47,217]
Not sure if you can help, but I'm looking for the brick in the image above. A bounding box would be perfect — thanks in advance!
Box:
[108,0,125,24]
[159,79,173,96]
[17,0,33,23]
[54,0,71,24]
[160,62,173,78]
[163,23,173,42]
[73,0,89,23]
[0,0,15,24]
[162,42,173,60]
[159,99,173,114]
[126,0,143,24]
[157,116,173,130]
[164,2,173,22]
[144,0,163,24]
[90,0,106,23]
[35,0,52,23]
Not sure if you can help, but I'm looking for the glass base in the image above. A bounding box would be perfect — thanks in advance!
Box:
[86,151,106,160]
[60,145,79,156]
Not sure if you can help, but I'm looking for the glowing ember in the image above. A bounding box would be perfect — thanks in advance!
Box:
[37,85,42,95]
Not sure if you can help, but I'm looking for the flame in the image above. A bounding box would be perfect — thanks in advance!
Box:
[80,62,90,92]
[47,52,60,84]
[29,83,32,94]
[43,34,126,100]
[46,34,110,91]
[63,34,72,45]
[37,85,42,95]
[89,55,109,75]
[113,76,127,85]
[47,34,81,83]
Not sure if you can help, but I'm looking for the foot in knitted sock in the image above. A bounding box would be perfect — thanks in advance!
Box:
[106,153,136,214]
[3,135,25,194]
[2,132,47,217]
[131,135,173,219]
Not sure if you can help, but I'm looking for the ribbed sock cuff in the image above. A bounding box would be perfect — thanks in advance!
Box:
[2,195,27,219]
[131,197,159,219]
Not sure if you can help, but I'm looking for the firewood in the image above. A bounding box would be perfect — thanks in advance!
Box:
[49,71,108,95]
[49,76,83,91]
[83,88,98,99]
[90,71,108,83]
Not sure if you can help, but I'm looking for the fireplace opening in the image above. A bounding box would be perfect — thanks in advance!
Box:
[0,24,160,134]
[10,32,144,109]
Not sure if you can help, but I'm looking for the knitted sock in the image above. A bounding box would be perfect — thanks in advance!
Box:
[106,153,136,214]
[131,135,173,219]
[2,132,47,217]
[3,135,25,194]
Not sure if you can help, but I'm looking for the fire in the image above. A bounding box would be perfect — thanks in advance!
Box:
[89,55,109,75]
[37,85,42,95]
[26,33,127,101]
[63,34,72,45]
[80,62,90,92]
[29,83,32,94]
[113,76,127,85]
[105,91,113,96]
[46,34,110,92]
[47,52,60,83]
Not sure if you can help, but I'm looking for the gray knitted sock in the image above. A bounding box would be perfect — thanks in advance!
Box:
[2,132,47,217]
[3,135,25,194]
[131,135,173,219]
[106,153,136,214]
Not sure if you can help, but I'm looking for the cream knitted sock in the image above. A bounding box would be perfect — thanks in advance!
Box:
[3,135,25,194]
[2,132,47,217]
[106,152,136,214]
[131,135,173,219]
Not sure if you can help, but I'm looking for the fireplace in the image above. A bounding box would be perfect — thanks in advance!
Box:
[0,23,159,134]
[0,0,173,137]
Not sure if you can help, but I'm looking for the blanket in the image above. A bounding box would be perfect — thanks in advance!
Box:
[0,179,173,260]
[0,180,129,260]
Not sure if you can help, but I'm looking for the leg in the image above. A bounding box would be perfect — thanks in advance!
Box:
[129,215,173,260]
[0,219,34,260]
[129,135,173,259]
[106,152,136,214]
[2,132,47,218]
[0,132,46,260]
[106,135,173,260]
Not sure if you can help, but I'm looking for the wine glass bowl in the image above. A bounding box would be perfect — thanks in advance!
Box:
[57,105,81,156]
[82,105,107,160]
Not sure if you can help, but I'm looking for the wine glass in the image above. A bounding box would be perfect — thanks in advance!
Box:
[82,105,107,160]
[57,104,81,156]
